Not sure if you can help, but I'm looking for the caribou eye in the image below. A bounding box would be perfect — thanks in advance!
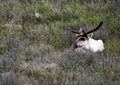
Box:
[79,38,85,41]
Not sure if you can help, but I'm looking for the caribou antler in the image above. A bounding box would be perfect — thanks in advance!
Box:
[83,22,103,35]
[71,30,80,34]
[71,22,103,35]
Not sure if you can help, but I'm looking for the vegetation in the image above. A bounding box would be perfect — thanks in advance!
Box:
[0,0,120,85]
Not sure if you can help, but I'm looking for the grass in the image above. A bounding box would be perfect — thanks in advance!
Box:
[0,0,120,85]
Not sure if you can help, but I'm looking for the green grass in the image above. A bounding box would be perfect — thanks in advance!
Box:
[0,0,120,85]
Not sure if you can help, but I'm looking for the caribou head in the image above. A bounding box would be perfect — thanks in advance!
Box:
[72,22,104,53]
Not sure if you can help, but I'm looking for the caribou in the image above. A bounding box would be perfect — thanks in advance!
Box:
[71,22,104,53]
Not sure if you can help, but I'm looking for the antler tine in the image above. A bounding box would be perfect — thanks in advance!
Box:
[83,22,103,35]
[71,30,80,34]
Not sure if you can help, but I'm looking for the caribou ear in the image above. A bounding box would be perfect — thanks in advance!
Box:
[88,33,93,37]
